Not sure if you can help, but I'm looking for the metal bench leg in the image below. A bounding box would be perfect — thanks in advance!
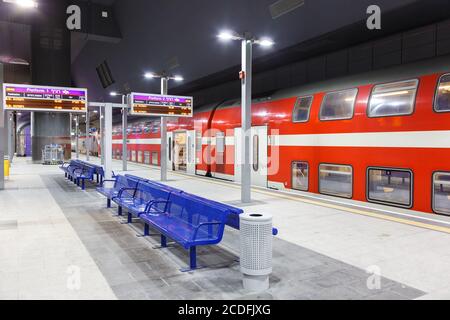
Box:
[107,199,111,208]
[96,174,99,184]
[118,206,122,216]
[144,224,149,236]
[161,235,167,247]
[127,213,132,224]
[82,180,85,190]
[65,173,67,178]
[190,247,197,270]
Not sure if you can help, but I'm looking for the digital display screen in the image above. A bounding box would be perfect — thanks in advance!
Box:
[130,93,193,117]
[2,84,88,113]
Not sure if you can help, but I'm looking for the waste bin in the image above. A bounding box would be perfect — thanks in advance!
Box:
[240,213,273,292]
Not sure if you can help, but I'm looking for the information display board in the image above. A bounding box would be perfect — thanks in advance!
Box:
[2,84,87,113]
[130,92,193,117]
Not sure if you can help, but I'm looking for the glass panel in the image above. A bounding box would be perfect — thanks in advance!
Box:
[319,164,352,198]
[292,162,309,191]
[435,74,450,112]
[168,137,172,161]
[253,135,259,172]
[152,152,158,165]
[433,172,450,215]
[144,151,150,164]
[319,89,357,121]
[368,168,412,207]
[196,131,202,152]
[292,96,313,123]
[368,79,418,117]
[216,132,225,153]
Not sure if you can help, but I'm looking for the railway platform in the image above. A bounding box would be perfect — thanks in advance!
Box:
[1,156,450,300]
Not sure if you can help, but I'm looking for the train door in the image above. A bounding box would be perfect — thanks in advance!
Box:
[186,130,196,175]
[234,126,268,188]
[167,131,173,171]
[173,131,187,172]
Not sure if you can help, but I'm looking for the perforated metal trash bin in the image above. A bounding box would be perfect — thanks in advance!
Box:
[240,213,273,292]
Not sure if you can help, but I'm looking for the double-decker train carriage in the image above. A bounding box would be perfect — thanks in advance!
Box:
[111,57,450,216]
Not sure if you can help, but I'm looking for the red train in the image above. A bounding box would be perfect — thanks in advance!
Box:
[111,58,450,216]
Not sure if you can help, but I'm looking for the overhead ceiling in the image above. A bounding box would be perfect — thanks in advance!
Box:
[72,0,430,102]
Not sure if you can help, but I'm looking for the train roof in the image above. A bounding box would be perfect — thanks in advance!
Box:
[197,55,450,113]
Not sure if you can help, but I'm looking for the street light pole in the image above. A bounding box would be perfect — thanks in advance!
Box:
[241,34,253,203]
[122,94,128,171]
[160,77,169,182]
[217,30,274,204]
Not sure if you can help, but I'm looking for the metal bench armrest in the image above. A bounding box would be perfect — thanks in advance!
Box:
[146,200,170,214]
[192,222,223,241]
[117,187,137,198]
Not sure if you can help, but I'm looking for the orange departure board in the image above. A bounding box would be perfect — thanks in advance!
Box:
[130,92,193,117]
[3,84,88,113]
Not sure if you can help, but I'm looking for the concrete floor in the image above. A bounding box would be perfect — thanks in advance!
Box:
[1,156,450,299]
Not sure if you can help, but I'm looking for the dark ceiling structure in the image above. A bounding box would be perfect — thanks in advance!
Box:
[1,0,450,119]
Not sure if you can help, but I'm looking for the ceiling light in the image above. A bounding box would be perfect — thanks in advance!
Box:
[144,72,156,79]
[110,91,118,96]
[218,31,239,41]
[173,75,184,82]
[257,38,275,47]
[3,0,38,8]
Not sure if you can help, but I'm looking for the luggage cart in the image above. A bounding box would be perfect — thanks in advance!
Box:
[42,144,64,165]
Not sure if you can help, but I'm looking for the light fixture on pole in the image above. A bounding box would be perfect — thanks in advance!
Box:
[217,30,274,203]
[144,71,184,182]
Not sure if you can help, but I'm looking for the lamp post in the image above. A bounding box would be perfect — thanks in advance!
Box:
[217,30,274,203]
[144,72,184,182]
[110,91,128,171]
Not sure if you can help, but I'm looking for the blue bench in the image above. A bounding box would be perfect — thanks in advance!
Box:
[60,160,105,190]
[113,181,174,223]
[139,192,228,271]
[96,175,140,208]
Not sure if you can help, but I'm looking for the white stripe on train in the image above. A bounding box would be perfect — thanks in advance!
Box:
[112,130,450,149]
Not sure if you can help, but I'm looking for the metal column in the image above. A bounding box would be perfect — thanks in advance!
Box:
[241,38,252,203]
[0,63,4,190]
[7,111,14,163]
[104,103,113,180]
[122,95,128,171]
[85,110,90,161]
[99,107,105,165]
[75,115,80,159]
[160,77,168,182]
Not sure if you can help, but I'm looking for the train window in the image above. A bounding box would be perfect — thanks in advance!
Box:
[367,168,412,208]
[168,137,172,161]
[144,151,150,164]
[319,164,353,198]
[196,131,202,152]
[216,132,225,153]
[292,162,309,191]
[292,96,313,123]
[319,89,357,121]
[138,151,143,163]
[152,152,159,165]
[368,79,418,117]
[253,135,259,172]
[433,172,450,215]
[435,74,450,112]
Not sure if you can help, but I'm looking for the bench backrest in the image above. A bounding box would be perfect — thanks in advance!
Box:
[125,174,184,194]
[167,192,227,226]
[115,175,139,190]
[181,193,243,229]
[134,181,172,206]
